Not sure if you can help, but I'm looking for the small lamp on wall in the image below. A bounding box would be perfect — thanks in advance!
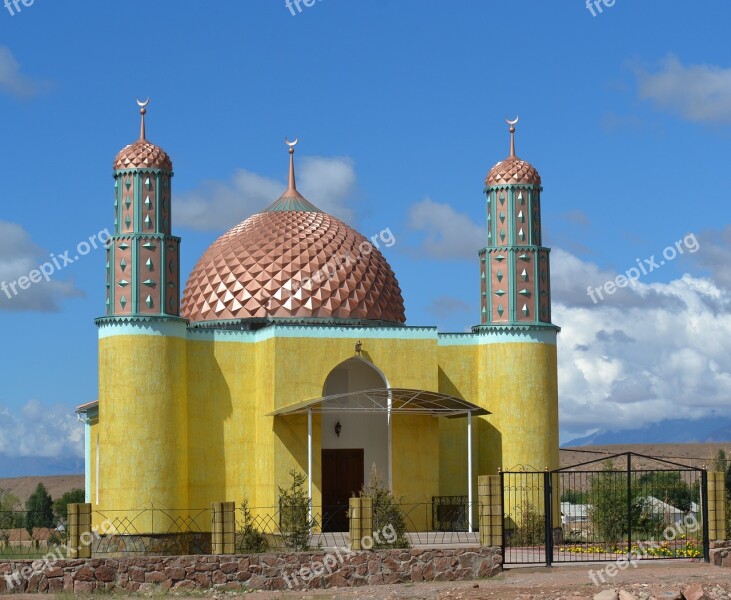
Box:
[335,421,342,437]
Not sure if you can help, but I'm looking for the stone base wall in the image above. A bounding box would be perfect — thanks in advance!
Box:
[0,547,502,594]
[711,540,731,568]
[93,533,212,556]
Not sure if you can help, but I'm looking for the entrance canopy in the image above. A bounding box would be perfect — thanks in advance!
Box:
[267,388,489,418]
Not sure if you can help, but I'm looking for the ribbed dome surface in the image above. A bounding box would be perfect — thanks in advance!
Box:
[180,199,406,324]
[486,156,541,187]
[113,140,173,172]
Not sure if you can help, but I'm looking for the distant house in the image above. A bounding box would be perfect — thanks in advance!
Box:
[641,496,688,524]
[0,527,56,548]
[561,502,589,524]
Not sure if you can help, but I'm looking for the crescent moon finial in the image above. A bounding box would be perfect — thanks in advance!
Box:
[506,116,519,127]
[285,137,299,156]
[136,98,150,140]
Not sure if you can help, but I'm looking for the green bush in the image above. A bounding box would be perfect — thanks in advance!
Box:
[360,464,409,549]
[278,469,317,551]
[236,500,268,554]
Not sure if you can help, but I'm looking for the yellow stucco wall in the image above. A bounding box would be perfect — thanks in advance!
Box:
[478,341,559,473]
[95,326,558,533]
[97,332,188,533]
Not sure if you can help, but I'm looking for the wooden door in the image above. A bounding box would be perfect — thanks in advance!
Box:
[321,449,364,532]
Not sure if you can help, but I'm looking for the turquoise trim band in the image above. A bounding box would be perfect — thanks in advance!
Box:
[438,328,558,346]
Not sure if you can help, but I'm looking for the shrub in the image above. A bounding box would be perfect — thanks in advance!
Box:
[360,464,409,549]
[236,500,268,554]
[278,469,317,551]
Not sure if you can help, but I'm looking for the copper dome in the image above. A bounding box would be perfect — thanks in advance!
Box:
[485,117,541,187]
[113,140,172,172]
[180,146,405,324]
[486,156,541,187]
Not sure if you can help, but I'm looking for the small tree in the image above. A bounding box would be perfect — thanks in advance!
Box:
[53,489,85,526]
[589,461,626,545]
[278,469,317,550]
[25,483,54,535]
[0,488,23,529]
[360,464,409,549]
[637,472,692,512]
[237,500,268,553]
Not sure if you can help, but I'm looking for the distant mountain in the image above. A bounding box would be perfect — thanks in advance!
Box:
[0,454,84,478]
[563,417,731,447]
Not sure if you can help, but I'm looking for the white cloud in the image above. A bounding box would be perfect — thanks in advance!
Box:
[407,198,484,259]
[633,54,731,123]
[0,221,84,312]
[174,156,357,231]
[554,248,731,439]
[0,47,42,97]
[404,199,731,439]
[0,399,83,459]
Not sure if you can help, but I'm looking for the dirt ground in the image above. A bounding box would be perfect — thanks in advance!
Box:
[236,562,730,599]
[2,561,729,600]
[238,562,729,599]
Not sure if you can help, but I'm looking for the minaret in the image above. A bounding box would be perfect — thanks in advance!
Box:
[94,100,188,522]
[104,99,181,319]
[476,118,556,330]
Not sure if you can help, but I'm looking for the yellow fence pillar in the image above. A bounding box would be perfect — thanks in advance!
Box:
[478,475,502,547]
[349,497,373,550]
[708,471,727,541]
[67,503,92,558]
[211,502,236,555]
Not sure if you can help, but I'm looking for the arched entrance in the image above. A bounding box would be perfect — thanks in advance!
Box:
[320,357,389,531]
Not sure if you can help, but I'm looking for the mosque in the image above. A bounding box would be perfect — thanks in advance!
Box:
[77,103,559,534]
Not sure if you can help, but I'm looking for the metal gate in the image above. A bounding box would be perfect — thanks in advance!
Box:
[502,453,710,566]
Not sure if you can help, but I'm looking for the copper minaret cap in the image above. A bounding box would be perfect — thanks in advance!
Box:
[485,117,541,187]
[113,99,173,172]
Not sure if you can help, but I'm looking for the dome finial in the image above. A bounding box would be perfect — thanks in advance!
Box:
[284,137,299,193]
[506,116,519,158]
[137,98,150,141]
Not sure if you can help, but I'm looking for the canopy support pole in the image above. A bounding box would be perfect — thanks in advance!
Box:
[467,410,473,533]
[308,409,313,525]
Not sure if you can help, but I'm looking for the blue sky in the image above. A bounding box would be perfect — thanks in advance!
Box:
[1,1,730,470]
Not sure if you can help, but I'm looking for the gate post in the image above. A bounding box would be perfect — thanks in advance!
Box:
[67,503,92,559]
[349,497,373,550]
[478,475,502,547]
[543,469,553,566]
[211,501,235,555]
[708,471,727,543]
